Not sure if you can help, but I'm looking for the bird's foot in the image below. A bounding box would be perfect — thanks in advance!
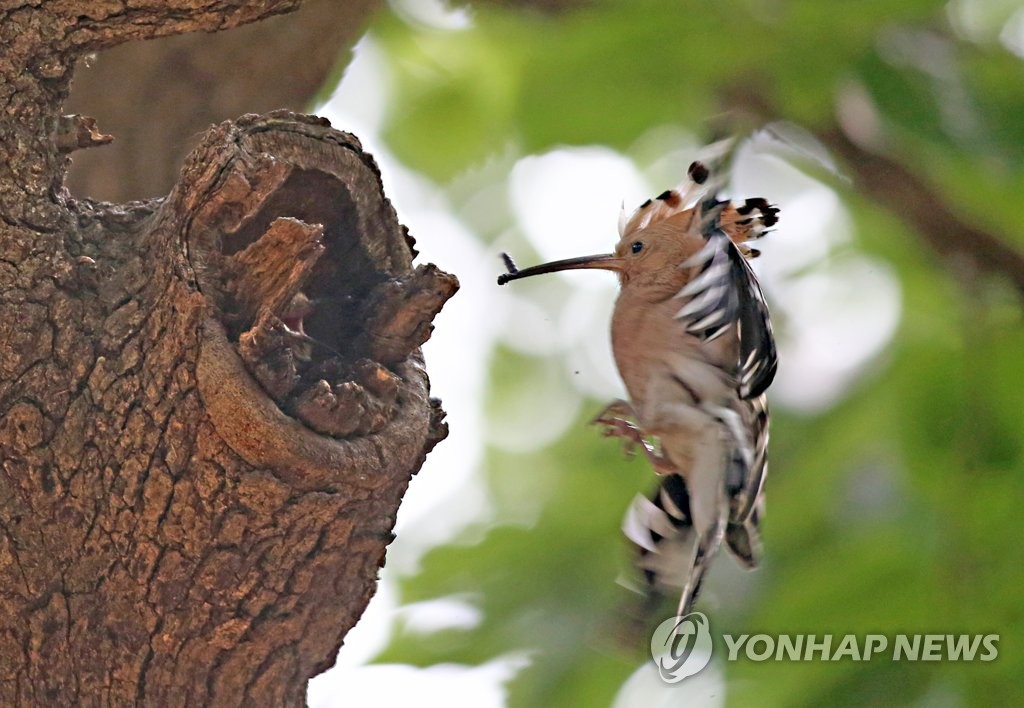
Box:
[591,400,642,453]
[591,401,675,475]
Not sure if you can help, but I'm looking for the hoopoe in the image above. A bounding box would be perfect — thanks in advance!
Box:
[497,160,779,617]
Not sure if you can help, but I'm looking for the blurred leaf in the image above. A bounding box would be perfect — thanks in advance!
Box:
[361,0,1024,705]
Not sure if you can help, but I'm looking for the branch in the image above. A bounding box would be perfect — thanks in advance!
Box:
[719,86,1024,294]
[59,1,303,51]
[819,127,1024,294]
[66,0,381,200]
[0,0,310,229]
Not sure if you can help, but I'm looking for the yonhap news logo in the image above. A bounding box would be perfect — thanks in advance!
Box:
[720,632,999,663]
[650,615,999,682]
[650,613,713,682]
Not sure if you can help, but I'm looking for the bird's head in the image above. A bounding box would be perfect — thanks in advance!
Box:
[497,161,721,299]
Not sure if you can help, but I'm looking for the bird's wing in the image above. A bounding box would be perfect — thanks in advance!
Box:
[730,393,769,524]
[673,228,777,399]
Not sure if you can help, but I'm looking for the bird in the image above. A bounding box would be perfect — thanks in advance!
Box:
[497,159,779,618]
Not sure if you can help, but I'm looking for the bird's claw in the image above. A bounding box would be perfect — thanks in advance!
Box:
[590,402,676,476]
[591,401,642,450]
[593,415,643,457]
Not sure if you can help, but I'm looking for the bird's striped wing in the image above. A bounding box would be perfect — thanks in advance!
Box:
[673,228,778,399]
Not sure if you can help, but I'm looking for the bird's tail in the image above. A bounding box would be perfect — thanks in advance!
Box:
[622,472,763,617]
[725,499,764,568]
[622,474,713,617]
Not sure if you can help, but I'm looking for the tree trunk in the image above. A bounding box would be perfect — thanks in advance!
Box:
[64,0,382,202]
[0,2,456,705]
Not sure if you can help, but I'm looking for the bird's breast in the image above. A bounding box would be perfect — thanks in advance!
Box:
[610,290,739,433]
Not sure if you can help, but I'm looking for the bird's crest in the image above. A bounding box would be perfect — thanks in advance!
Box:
[618,161,714,238]
[619,160,780,260]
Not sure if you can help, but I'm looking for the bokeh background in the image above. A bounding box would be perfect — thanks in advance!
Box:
[288,1,1024,705]
[76,0,1024,705]
[306,1,1024,706]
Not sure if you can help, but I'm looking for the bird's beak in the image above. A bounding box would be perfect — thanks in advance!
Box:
[497,253,623,285]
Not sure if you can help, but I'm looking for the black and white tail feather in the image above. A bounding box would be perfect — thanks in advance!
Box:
[620,161,778,618]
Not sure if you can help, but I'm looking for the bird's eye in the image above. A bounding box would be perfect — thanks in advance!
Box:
[631,241,644,254]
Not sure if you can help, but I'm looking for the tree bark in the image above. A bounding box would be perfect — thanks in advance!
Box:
[0,2,456,705]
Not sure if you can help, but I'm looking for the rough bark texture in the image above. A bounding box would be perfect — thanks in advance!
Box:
[0,2,455,705]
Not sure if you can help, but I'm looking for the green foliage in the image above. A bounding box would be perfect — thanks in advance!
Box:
[358,0,1024,705]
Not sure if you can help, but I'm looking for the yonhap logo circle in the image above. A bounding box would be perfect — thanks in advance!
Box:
[650,612,713,682]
